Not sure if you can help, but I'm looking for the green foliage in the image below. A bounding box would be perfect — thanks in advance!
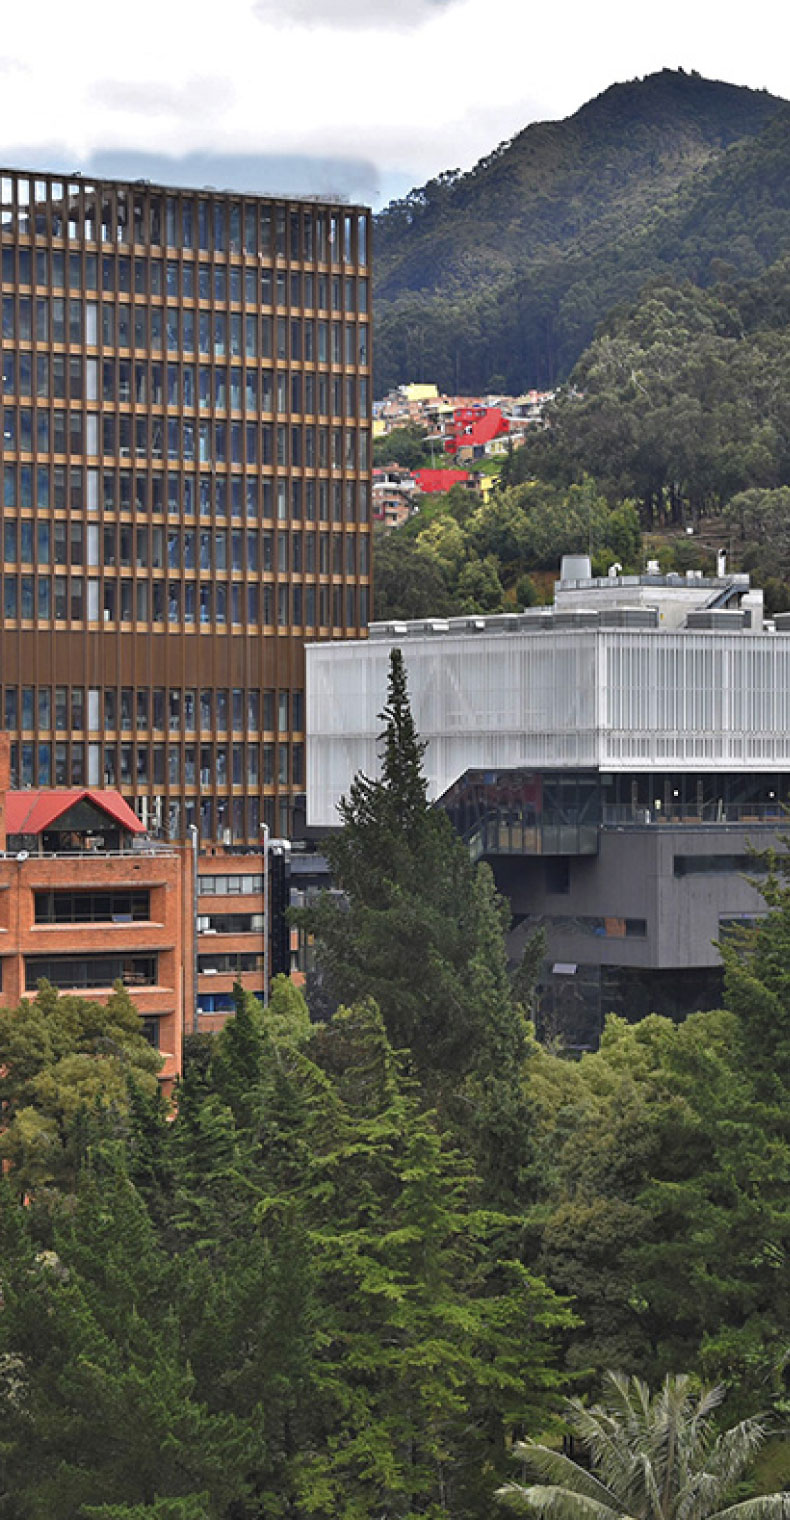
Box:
[298,650,536,1205]
[373,420,434,470]
[372,527,455,619]
[498,1371,784,1520]
[0,982,161,1194]
[375,475,642,619]
[264,973,312,1045]
[0,973,572,1519]
[506,260,790,529]
[526,999,790,1404]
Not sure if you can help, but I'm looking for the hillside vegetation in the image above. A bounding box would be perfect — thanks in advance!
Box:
[373,70,789,393]
[374,254,790,619]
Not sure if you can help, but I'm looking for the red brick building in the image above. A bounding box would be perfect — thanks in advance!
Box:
[0,738,189,1091]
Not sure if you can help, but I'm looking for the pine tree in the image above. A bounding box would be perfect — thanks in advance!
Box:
[0,1152,258,1519]
[300,647,535,1203]
[295,999,571,1518]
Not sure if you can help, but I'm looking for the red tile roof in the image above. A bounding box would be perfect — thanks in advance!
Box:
[6,789,145,836]
[414,467,472,494]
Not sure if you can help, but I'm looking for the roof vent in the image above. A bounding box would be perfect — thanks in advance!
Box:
[560,554,592,582]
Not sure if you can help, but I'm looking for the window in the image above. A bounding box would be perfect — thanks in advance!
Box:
[25,953,157,990]
[198,952,262,974]
[199,873,263,896]
[34,890,151,924]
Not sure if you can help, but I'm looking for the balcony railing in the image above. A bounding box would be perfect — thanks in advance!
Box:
[601,803,786,827]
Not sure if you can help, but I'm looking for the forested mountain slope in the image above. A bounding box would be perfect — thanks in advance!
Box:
[507,257,790,526]
[373,70,788,393]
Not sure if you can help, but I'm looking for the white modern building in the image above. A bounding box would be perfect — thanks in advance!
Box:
[307,559,790,1047]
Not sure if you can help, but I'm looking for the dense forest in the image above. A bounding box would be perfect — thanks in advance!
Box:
[5,655,790,1517]
[373,70,790,393]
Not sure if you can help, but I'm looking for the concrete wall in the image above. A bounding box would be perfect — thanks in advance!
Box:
[498,824,778,974]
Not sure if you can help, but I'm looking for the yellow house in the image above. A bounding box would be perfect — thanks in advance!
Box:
[401,382,439,403]
[471,473,496,503]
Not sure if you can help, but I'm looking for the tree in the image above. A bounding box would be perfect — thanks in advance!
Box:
[296,999,571,1518]
[299,648,535,1202]
[0,982,161,1195]
[372,421,434,471]
[529,1008,790,1397]
[372,530,453,621]
[0,1153,257,1519]
[497,1372,785,1520]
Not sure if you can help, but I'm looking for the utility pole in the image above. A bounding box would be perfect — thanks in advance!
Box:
[188,823,199,1033]
[260,822,269,1007]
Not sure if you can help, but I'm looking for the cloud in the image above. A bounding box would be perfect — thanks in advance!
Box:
[89,76,236,117]
[68,150,382,207]
[253,0,460,29]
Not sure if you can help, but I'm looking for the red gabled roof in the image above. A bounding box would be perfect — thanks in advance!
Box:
[6,789,145,836]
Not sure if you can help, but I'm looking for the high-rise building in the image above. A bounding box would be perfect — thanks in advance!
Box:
[0,169,372,846]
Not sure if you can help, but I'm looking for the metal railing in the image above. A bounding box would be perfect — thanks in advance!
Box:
[601,803,786,827]
[0,846,178,860]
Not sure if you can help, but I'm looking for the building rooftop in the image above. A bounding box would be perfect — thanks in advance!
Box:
[0,165,362,211]
[306,560,790,827]
[6,789,145,837]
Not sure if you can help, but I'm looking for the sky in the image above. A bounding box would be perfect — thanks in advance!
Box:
[0,0,788,210]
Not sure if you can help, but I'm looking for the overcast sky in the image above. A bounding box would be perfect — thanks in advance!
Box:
[1,0,787,209]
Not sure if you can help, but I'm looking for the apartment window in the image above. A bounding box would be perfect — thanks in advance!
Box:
[34,890,151,924]
[25,953,157,990]
[198,953,262,974]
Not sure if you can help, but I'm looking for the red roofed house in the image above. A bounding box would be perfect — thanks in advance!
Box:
[0,740,189,1092]
[414,467,472,495]
[443,406,510,460]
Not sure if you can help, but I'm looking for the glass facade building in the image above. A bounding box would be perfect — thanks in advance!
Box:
[0,169,372,842]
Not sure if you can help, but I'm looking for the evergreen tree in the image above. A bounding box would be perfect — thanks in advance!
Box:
[300,649,534,1202]
[0,1153,257,1519]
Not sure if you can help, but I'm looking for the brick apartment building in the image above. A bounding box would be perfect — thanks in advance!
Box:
[0,737,188,1088]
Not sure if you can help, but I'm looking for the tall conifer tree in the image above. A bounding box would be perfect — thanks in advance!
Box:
[301,648,535,1203]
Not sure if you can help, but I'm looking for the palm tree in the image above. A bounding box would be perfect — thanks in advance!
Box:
[497,1372,789,1520]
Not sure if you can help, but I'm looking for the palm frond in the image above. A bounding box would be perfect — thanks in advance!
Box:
[676,1422,772,1520]
[512,1441,620,1508]
[503,1373,783,1520]
[495,1481,629,1520]
[710,1497,790,1520]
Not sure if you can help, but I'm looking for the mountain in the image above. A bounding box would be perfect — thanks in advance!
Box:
[372,70,789,395]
